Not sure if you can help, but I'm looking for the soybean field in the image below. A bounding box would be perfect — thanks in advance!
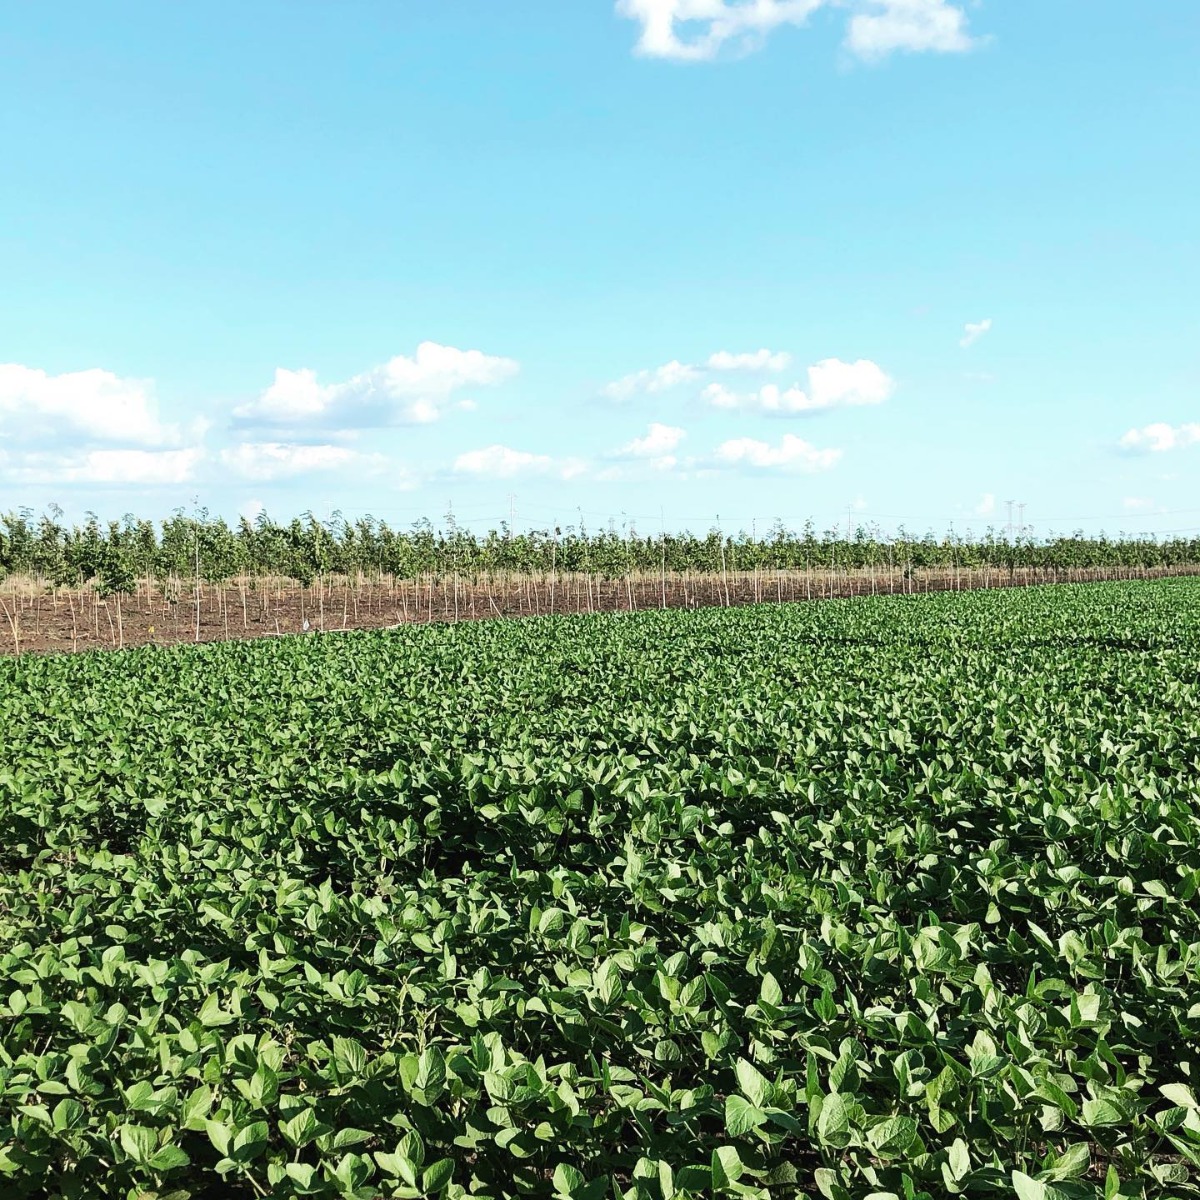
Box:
[2,579,1200,1200]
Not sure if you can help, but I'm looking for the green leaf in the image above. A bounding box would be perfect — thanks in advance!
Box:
[1080,1097,1127,1127]
[149,1144,191,1172]
[947,1138,969,1181]
[1152,1162,1189,1185]
[725,1094,768,1136]
[553,1163,585,1196]
[759,974,783,1007]
[180,1085,213,1130]
[1104,1165,1121,1200]
[231,1120,270,1162]
[414,1045,447,1102]
[198,992,234,1027]
[735,1058,770,1107]
[118,1124,158,1165]
[205,1121,232,1158]
[868,1115,917,1156]
[764,1107,804,1134]
[659,1160,676,1200]
[332,1036,366,1079]
[595,959,622,1005]
[814,1167,851,1200]
[280,1107,325,1148]
[1012,1172,1072,1200]
[1046,1143,1090,1180]
[374,1151,408,1179]
[51,1099,84,1132]
[711,1146,744,1188]
[123,1081,155,1111]
[817,1093,851,1147]
[331,1127,374,1150]
[422,1158,455,1193]
[332,1153,371,1190]
[1161,1083,1199,1110]
[285,1161,319,1189]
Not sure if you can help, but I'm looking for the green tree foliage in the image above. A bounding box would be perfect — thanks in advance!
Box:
[0,508,1197,586]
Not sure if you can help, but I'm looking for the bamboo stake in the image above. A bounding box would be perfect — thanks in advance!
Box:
[0,597,20,656]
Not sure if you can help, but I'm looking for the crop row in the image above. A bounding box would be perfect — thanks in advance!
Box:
[2,580,1199,1198]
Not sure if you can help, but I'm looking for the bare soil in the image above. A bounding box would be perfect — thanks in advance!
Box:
[0,565,1193,657]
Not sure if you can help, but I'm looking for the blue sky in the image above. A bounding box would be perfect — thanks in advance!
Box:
[1,0,1197,539]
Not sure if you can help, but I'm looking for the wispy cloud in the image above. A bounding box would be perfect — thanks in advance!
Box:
[960,318,993,349]
[453,444,587,480]
[601,360,699,402]
[617,0,977,63]
[706,348,792,372]
[603,348,795,401]
[219,441,388,482]
[846,0,977,61]
[2,447,205,486]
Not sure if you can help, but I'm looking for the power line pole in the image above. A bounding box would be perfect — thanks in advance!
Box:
[1006,500,1014,540]
[1017,502,1026,538]
[507,493,516,531]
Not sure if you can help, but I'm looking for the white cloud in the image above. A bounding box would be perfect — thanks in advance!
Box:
[846,0,976,60]
[1123,497,1155,512]
[714,433,841,472]
[617,0,975,62]
[975,492,996,517]
[251,368,335,421]
[809,358,894,407]
[604,350,890,412]
[454,445,551,478]
[602,360,699,401]
[617,0,822,61]
[0,363,180,445]
[618,422,687,457]
[1120,422,1200,454]
[704,357,894,414]
[220,442,385,482]
[5,447,204,486]
[960,318,993,349]
[603,350,791,401]
[453,444,587,481]
[705,381,802,412]
[235,342,519,430]
[610,422,687,473]
[706,348,792,372]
